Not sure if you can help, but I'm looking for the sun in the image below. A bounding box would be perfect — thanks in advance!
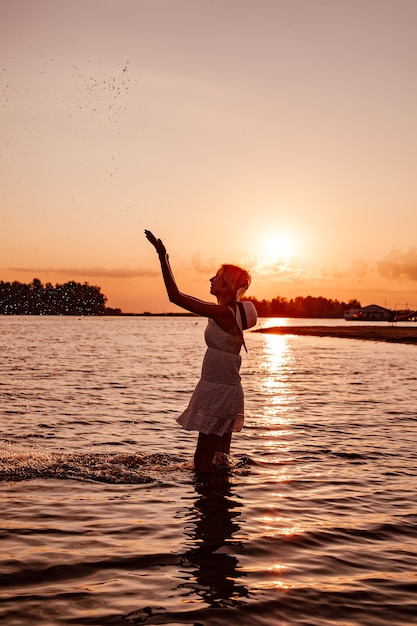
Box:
[242,228,298,273]
[260,232,295,267]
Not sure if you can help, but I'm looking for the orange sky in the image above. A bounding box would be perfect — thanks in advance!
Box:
[1,0,417,313]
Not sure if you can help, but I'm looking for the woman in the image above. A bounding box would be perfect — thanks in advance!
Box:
[145,230,257,474]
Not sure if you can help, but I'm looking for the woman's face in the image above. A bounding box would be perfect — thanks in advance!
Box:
[210,269,227,297]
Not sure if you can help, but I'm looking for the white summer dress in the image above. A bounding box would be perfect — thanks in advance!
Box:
[176,317,244,437]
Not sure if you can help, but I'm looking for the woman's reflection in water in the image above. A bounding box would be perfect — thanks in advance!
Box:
[124,473,250,625]
[180,473,249,608]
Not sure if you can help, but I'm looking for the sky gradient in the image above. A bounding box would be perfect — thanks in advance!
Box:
[2,0,417,312]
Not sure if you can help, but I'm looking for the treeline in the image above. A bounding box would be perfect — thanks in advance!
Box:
[246,295,362,318]
[1,278,363,318]
[0,279,109,315]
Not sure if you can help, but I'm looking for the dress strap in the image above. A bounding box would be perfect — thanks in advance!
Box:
[229,304,247,352]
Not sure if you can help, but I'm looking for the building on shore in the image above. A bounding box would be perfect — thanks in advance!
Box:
[344,304,393,322]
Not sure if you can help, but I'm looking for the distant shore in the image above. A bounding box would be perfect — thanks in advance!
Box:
[254,325,417,344]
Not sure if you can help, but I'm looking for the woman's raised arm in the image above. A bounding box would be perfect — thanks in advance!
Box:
[144,230,234,327]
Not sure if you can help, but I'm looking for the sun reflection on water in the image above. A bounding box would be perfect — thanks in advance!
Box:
[260,515,305,537]
[244,331,314,595]
[257,334,295,431]
[266,564,292,590]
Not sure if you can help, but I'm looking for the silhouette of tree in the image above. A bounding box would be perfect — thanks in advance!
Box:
[0,279,107,315]
[245,295,362,318]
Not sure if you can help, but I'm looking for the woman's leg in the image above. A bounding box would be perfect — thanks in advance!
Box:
[217,431,232,454]
[194,433,221,473]
[194,431,233,473]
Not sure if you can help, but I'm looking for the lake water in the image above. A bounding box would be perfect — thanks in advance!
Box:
[1,316,417,626]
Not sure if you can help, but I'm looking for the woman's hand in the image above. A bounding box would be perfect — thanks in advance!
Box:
[145,230,167,257]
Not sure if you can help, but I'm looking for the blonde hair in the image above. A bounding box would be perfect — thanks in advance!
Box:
[219,264,251,301]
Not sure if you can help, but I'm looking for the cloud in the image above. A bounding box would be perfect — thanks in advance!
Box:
[242,251,290,275]
[350,257,369,280]
[7,266,159,279]
[377,247,417,281]
[332,258,370,282]
[242,251,372,287]
[248,259,309,284]
[191,253,218,274]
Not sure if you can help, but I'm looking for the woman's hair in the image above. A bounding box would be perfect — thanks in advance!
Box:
[219,264,251,301]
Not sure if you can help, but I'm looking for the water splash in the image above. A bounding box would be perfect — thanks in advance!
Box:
[0,444,189,484]
[0,443,249,484]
